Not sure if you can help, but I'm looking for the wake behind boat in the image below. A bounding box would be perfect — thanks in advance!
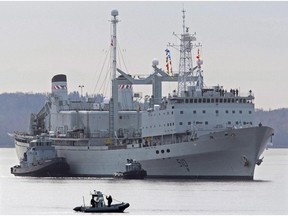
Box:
[12,9,274,179]
[73,190,130,213]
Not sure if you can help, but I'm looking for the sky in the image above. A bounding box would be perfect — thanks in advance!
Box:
[0,1,287,110]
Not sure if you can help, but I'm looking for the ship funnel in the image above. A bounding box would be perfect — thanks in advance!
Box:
[51,74,68,101]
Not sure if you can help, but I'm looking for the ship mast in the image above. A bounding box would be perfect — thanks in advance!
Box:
[111,10,118,80]
[177,9,197,96]
[109,9,119,144]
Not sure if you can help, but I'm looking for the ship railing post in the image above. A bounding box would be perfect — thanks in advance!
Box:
[82,196,85,207]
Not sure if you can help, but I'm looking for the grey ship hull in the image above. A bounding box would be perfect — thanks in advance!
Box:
[15,126,273,179]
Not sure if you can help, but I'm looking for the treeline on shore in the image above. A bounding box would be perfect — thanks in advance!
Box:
[0,92,287,148]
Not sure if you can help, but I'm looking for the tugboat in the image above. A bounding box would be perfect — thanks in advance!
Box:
[114,159,147,179]
[73,190,130,213]
[10,134,70,177]
[123,159,147,179]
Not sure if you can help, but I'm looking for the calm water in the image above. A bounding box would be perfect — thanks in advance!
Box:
[0,148,287,215]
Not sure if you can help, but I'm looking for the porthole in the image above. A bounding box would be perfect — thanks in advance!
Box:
[156,150,159,154]
[161,150,165,153]
[167,149,170,153]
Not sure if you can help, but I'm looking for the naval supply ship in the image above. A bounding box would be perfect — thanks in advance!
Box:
[13,10,274,179]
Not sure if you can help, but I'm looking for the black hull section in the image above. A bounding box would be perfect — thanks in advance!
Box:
[11,157,70,177]
[123,170,147,179]
[73,203,130,213]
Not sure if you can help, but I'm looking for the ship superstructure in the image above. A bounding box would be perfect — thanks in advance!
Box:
[13,9,274,179]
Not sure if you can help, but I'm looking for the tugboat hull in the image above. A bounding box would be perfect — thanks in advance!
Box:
[123,170,147,179]
[11,157,70,177]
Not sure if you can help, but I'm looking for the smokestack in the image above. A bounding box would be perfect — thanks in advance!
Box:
[51,74,68,101]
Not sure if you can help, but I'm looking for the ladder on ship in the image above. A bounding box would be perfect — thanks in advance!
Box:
[109,98,115,145]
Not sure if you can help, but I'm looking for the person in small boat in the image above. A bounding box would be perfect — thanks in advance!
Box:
[106,195,112,207]
[90,197,96,207]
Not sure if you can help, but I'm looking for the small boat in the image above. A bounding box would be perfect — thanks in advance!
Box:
[73,190,130,213]
[10,134,70,177]
[113,159,147,179]
[123,159,147,179]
